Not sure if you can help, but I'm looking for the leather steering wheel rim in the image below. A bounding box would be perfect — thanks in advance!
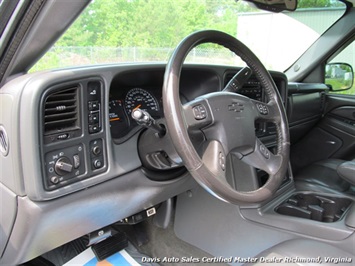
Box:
[163,30,290,204]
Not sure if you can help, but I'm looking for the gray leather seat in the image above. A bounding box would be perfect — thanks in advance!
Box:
[294,159,351,193]
[250,239,354,266]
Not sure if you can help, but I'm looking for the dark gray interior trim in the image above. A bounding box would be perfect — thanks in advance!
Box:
[345,204,355,228]
[325,95,355,113]
[287,92,324,125]
[322,116,355,136]
[174,186,323,263]
[240,190,355,241]
[287,82,329,94]
[253,238,355,266]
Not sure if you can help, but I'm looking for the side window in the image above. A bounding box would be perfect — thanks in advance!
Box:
[327,40,355,95]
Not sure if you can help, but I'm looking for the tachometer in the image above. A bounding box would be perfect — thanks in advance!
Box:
[125,88,159,116]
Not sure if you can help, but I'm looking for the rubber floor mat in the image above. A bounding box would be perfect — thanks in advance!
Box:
[42,238,87,265]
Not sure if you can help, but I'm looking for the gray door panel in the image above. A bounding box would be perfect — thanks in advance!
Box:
[318,96,355,160]
[290,93,355,172]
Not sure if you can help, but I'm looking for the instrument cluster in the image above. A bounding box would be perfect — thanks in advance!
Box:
[109,87,163,140]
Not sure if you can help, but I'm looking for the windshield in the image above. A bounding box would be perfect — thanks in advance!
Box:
[31,0,346,72]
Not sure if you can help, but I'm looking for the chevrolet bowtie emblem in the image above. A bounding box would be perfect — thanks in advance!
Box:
[228,103,244,112]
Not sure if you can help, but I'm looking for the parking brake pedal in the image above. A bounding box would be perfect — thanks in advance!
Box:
[91,231,128,261]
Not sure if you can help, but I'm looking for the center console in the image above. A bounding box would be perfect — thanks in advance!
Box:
[276,193,352,223]
[240,189,354,241]
[235,77,355,243]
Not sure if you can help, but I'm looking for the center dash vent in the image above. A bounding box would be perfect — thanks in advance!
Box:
[43,86,79,135]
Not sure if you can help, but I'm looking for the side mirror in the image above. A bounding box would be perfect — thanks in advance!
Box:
[325,63,354,91]
[243,0,297,12]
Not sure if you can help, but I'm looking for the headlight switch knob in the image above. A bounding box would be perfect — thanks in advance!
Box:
[55,156,73,176]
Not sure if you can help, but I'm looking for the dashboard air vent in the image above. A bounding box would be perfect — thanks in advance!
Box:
[44,86,79,135]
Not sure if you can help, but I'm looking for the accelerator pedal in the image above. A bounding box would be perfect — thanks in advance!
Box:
[91,231,128,261]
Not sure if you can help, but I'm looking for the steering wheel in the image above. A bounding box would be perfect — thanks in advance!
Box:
[162,30,290,204]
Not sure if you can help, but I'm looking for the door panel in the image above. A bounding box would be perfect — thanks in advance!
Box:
[290,93,355,172]
[325,95,355,112]
[318,96,355,160]
[290,127,343,172]
[330,106,355,122]
[321,111,355,137]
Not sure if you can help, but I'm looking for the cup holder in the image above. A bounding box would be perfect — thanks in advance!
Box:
[275,193,352,223]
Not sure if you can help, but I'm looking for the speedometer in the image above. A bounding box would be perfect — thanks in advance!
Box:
[124,88,159,116]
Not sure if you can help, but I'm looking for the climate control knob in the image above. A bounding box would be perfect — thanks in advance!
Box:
[93,159,103,169]
[55,157,73,176]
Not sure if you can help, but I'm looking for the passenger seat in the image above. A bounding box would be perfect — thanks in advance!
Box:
[294,159,354,194]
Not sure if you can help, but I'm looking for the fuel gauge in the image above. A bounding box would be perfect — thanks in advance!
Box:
[109,100,130,139]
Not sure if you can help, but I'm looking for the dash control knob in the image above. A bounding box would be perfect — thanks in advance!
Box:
[92,146,101,156]
[93,159,103,169]
[50,176,59,184]
[55,157,73,176]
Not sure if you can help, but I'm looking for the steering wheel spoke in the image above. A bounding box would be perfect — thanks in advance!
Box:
[240,138,282,176]
[200,140,227,179]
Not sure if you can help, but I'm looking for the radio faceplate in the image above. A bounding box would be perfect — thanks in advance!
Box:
[238,80,263,102]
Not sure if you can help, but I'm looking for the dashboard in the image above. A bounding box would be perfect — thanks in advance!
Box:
[108,66,287,143]
[0,64,288,201]
[0,63,288,265]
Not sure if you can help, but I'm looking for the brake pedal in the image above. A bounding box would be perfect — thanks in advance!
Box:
[91,231,128,261]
